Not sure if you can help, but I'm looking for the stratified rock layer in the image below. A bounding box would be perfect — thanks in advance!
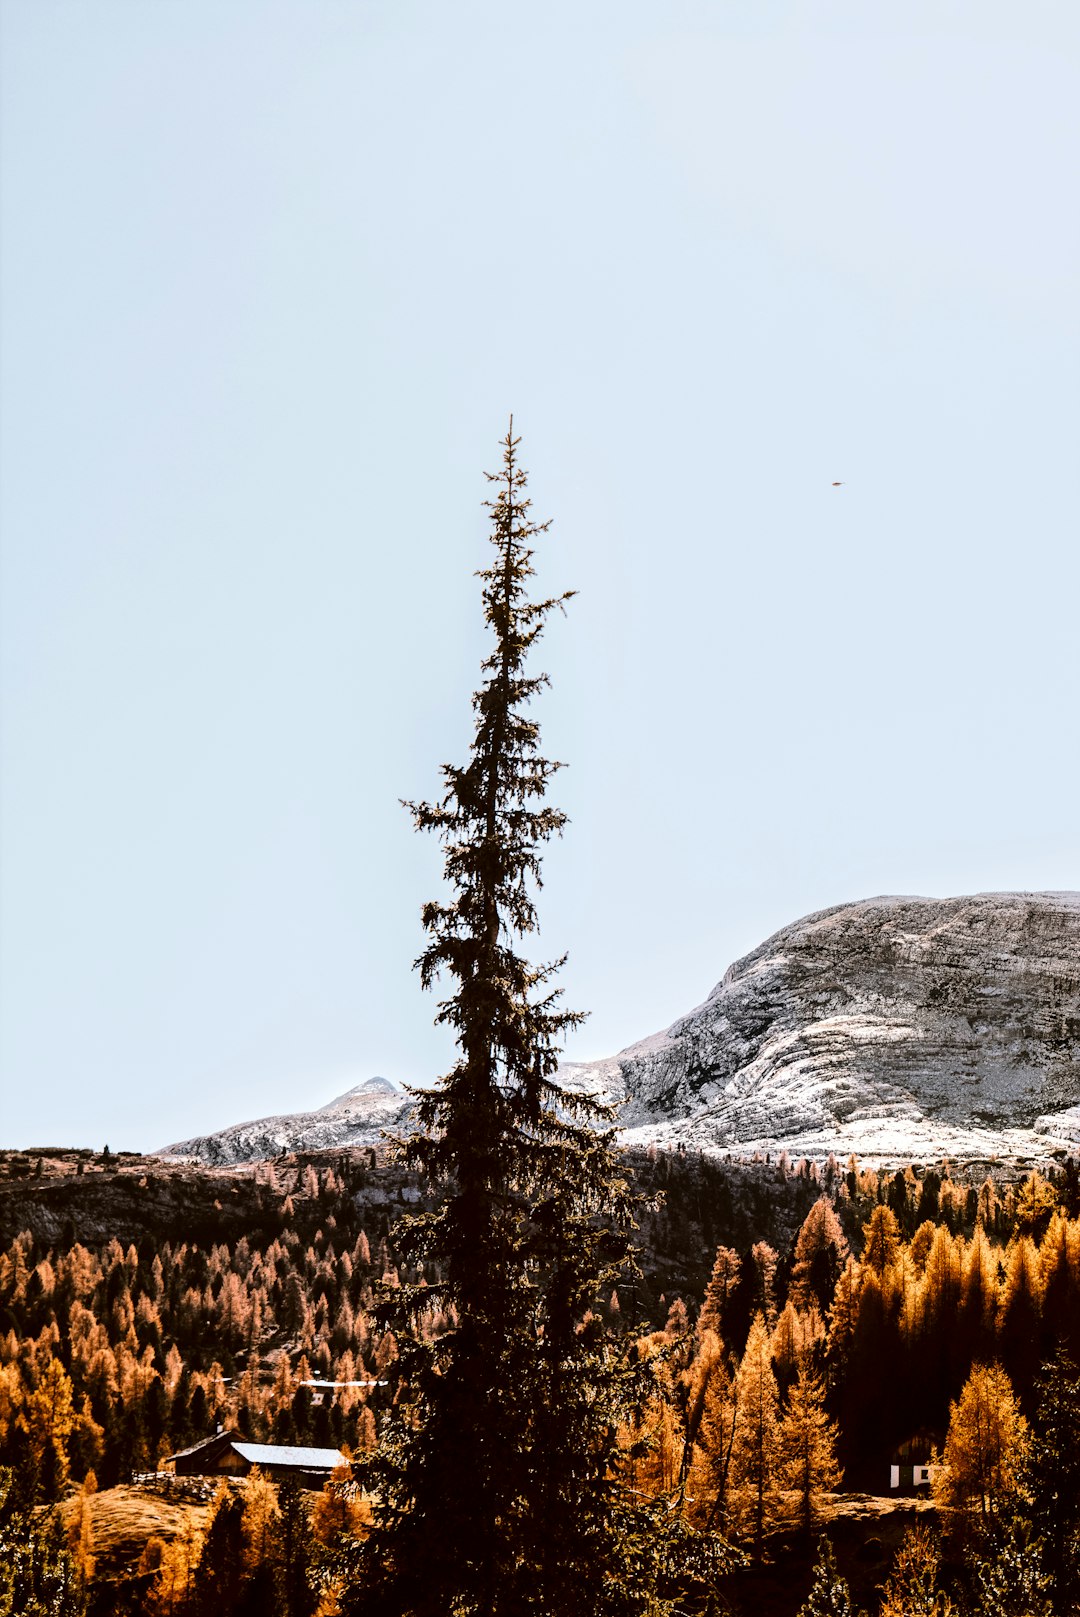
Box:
[561,892,1080,1163]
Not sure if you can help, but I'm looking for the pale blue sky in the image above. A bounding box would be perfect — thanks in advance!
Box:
[2,0,1077,1148]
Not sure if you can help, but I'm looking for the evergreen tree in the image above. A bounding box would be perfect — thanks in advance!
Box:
[917,1224,964,1417]
[677,1327,725,1501]
[1013,1171,1057,1238]
[237,1468,284,1617]
[278,1478,316,1617]
[956,1222,997,1374]
[1036,1212,1080,1364]
[966,1505,1052,1617]
[1021,1347,1080,1613]
[352,427,664,1616]
[188,1484,247,1617]
[749,1242,779,1328]
[0,1466,86,1617]
[691,1339,740,1535]
[697,1246,740,1340]
[825,1257,860,1387]
[21,1358,75,1500]
[788,1199,848,1317]
[833,1268,894,1487]
[996,1236,1042,1394]
[861,1205,901,1276]
[796,1536,854,1617]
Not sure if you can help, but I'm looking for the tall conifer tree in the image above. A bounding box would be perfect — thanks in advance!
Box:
[352,426,652,1617]
[730,1313,782,1560]
[781,1362,842,1537]
[1020,1347,1080,1611]
[934,1362,1028,1521]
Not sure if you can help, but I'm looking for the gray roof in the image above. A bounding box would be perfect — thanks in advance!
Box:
[233,1443,346,1470]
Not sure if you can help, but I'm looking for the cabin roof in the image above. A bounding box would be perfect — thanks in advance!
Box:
[233,1443,346,1470]
[168,1429,244,1463]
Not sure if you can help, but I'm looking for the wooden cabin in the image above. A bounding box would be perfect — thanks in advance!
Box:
[169,1430,346,1488]
[889,1432,942,1493]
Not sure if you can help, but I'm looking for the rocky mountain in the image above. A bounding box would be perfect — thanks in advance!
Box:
[561,891,1080,1164]
[160,894,1080,1168]
[160,1077,410,1165]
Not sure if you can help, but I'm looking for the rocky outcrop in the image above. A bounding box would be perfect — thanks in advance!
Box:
[159,1077,411,1165]
[561,892,1080,1163]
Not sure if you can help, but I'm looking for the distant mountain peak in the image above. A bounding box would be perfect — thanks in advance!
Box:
[318,1076,402,1112]
[158,1076,411,1165]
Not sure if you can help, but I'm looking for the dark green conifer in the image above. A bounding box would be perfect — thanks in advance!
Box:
[189,1487,247,1617]
[796,1536,855,1617]
[0,1466,85,1617]
[278,1477,316,1617]
[350,427,663,1617]
[1020,1347,1080,1612]
[966,1506,1051,1617]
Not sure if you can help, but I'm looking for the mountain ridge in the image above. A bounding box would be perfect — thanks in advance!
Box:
[161,893,1080,1167]
[562,890,1080,1162]
[160,1076,410,1165]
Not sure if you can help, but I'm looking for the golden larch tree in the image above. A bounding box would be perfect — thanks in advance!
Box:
[824,1258,860,1386]
[934,1361,1028,1520]
[861,1205,901,1277]
[689,1338,740,1534]
[878,1525,957,1617]
[677,1327,725,1498]
[729,1312,782,1558]
[781,1361,842,1536]
[788,1198,849,1316]
[697,1247,740,1340]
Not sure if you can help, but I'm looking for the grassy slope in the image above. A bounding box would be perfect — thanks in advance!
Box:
[59,1481,935,1614]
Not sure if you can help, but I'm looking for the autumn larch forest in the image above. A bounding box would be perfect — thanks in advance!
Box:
[4,436,1080,1615]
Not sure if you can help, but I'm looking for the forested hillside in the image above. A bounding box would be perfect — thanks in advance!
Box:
[3,1145,1079,1493]
[4,1143,1080,1612]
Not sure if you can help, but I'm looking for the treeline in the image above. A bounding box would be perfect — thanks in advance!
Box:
[630,1146,1080,1314]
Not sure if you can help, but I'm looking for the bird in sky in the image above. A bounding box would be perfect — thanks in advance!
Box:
[831,481,844,486]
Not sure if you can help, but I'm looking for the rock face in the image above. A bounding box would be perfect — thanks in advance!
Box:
[159,1077,410,1165]
[160,895,1080,1168]
[561,892,1080,1163]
